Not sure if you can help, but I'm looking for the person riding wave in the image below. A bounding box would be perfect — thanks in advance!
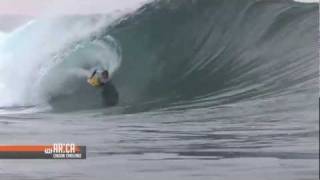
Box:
[87,69,119,106]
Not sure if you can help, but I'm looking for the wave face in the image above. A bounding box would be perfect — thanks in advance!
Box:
[0,0,318,112]
[108,0,318,112]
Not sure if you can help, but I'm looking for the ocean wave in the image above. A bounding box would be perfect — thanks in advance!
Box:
[0,0,318,113]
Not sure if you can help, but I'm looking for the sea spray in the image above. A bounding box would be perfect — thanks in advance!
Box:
[0,16,121,106]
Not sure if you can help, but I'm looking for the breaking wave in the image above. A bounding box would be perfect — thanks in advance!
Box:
[0,0,318,112]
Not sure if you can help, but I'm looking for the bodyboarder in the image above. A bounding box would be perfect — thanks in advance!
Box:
[87,69,119,106]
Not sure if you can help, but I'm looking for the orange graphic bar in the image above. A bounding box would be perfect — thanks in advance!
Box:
[0,145,52,152]
[0,145,81,152]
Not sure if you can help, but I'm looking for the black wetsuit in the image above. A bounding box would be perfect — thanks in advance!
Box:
[101,81,119,106]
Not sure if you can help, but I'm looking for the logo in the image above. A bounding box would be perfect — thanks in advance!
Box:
[0,144,86,159]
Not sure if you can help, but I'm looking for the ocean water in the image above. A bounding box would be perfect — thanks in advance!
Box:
[0,0,318,180]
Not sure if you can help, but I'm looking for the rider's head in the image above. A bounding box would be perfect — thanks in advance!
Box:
[100,70,110,84]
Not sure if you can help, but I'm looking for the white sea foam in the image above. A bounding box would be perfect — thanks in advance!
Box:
[0,1,149,107]
[293,0,319,3]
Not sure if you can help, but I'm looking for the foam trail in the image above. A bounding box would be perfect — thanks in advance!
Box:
[294,0,319,3]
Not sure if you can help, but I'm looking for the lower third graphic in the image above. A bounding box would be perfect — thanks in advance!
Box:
[0,144,86,159]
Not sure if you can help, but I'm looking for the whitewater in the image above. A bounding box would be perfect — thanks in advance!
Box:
[0,0,318,180]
